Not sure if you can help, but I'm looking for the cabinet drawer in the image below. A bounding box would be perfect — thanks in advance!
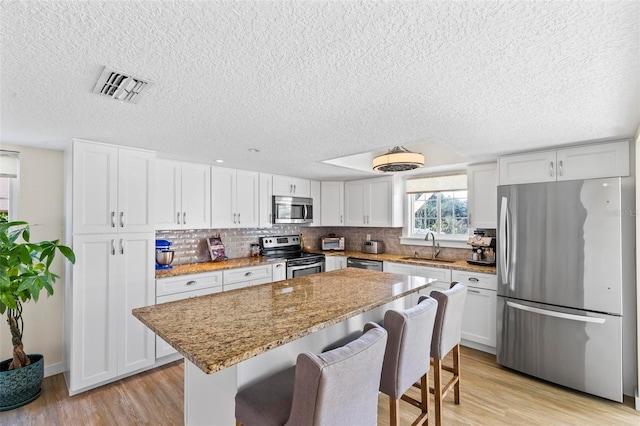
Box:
[451,270,497,291]
[413,266,452,283]
[223,265,272,285]
[156,271,223,297]
[157,285,222,304]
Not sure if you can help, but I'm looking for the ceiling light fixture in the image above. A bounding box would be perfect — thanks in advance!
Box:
[215,159,224,163]
[372,146,425,172]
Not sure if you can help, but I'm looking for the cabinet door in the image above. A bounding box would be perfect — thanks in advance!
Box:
[118,149,155,233]
[383,261,414,275]
[335,256,347,270]
[451,269,497,291]
[324,257,336,272]
[73,141,118,234]
[71,234,118,390]
[344,181,366,226]
[498,150,556,185]
[367,178,392,226]
[235,170,259,228]
[181,162,211,229]
[258,173,273,228]
[309,180,321,227]
[556,140,629,181]
[461,287,497,348]
[467,163,497,229]
[117,233,155,375]
[290,177,311,197]
[272,174,295,196]
[321,181,344,226]
[223,281,252,291]
[211,167,236,228]
[224,265,272,286]
[155,159,182,230]
[272,262,286,282]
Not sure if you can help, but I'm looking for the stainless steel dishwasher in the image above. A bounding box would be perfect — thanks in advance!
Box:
[346,257,383,271]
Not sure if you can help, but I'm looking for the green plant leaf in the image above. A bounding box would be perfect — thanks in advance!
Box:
[58,245,76,264]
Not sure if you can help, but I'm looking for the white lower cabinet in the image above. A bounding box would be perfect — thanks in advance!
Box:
[67,233,155,393]
[383,262,497,353]
[452,270,497,352]
[155,271,223,358]
[272,262,287,282]
[325,255,347,271]
[223,265,272,291]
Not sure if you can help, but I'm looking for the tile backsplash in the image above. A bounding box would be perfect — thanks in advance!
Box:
[158,226,472,265]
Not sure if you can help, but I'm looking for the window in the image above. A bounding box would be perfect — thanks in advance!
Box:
[0,150,20,222]
[411,190,468,237]
[0,177,9,222]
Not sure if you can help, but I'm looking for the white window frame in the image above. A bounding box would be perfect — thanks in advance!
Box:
[0,151,20,221]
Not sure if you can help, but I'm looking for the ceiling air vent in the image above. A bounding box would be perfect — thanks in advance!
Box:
[92,66,152,104]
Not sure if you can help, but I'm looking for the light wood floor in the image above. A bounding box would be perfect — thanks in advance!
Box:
[1,347,638,425]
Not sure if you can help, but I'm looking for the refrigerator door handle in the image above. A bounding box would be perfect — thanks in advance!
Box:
[506,301,606,324]
[499,196,509,286]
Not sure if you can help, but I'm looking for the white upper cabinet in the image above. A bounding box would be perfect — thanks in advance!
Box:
[211,167,259,228]
[155,160,211,230]
[272,174,311,197]
[73,140,155,234]
[499,140,629,185]
[467,162,497,229]
[309,180,321,227]
[321,181,344,226]
[344,176,403,227]
[258,173,273,228]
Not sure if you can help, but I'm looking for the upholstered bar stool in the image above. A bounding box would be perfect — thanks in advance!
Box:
[420,282,467,426]
[379,296,438,426]
[235,322,388,426]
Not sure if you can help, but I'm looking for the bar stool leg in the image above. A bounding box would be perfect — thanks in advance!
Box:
[433,357,443,426]
[453,344,461,405]
[390,397,400,426]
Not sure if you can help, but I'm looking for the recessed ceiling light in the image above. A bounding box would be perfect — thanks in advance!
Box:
[248,148,260,153]
[215,159,224,163]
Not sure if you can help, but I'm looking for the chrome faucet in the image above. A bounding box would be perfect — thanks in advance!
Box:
[424,232,441,259]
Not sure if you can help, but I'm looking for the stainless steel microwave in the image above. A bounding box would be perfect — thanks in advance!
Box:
[272,196,313,224]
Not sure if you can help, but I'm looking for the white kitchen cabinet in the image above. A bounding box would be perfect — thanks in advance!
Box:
[211,167,259,228]
[499,140,629,185]
[73,140,155,234]
[321,181,344,226]
[325,255,347,272]
[68,233,155,392]
[272,262,287,282]
[383,262,452,307]
[258,173,274,228]
[223,264,272,291]
[272,174,311,197]
[344,176,403,227]
[467,162,497,229]
[155,272,223,358]
[452,270,497,351]
[309,180,321,227]
[155,159,211,230]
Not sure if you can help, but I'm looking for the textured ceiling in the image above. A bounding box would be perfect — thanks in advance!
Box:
[1,1,638,180]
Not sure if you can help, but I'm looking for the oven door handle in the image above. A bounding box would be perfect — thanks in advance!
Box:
[288,259,324,268]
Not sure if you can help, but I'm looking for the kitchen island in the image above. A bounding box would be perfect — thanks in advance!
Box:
[133,268,437,425]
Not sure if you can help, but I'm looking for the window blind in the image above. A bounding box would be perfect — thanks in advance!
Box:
[405,173,467,194]
[0,151,19,178]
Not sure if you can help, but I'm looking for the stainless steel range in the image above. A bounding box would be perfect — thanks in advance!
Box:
[259,235,325,279]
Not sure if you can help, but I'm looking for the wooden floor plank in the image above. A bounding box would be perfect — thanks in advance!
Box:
[1,347,638,425]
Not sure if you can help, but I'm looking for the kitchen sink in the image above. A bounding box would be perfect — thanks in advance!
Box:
[399,256,457,263]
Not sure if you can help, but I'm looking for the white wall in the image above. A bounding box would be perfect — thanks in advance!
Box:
[0,144,65,376]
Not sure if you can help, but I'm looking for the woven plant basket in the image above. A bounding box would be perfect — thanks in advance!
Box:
[0,354,44,411]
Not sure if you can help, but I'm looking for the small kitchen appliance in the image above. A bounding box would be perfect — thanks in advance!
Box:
[155,239,174,270]
[260,235,325,279]
[361,240,384,254]
[321,235,345,251]
[272,196,313,224]
[466,229,496,266]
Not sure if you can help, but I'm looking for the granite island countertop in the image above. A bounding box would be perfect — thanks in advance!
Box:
[133,268,436,374]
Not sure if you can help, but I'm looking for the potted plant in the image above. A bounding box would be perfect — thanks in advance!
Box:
[0,221,75,411]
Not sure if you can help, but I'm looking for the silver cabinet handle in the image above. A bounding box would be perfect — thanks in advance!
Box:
[111,212,116,228]
[275,264,283,268]
[468,288,481,294]
[119,239,124,254]
[290,184,293,193]
[183,212,186,225]
[293,184,296,193]
[120,212,125,228]
[177,212,181,225]
[549,161,555,177]
[558,160,564,176]
[186,280,197,286]
[468,277,479,282]
[363,215,366,224]
[340,214,343,224]
[507,301,605,324]
[268,213,272,223]
[245,271,253,277]
[111,239,115,255]
[237,213,240,224]
[233,213,237,224]
[366,215,369,224]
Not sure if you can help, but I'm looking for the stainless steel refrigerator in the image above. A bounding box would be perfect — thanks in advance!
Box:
[496,177,625,402]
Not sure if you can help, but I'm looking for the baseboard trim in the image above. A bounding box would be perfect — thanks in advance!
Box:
[461,339,496,355]
[44,361,65,378]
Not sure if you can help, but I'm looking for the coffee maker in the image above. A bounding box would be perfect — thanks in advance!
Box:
[155,239,174,270]
[466,229,496,266]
